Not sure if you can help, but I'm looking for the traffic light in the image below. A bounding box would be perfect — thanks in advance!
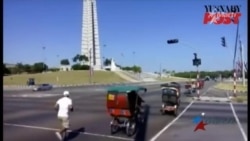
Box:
[167,39,179,44]
[221,37,226,47]
[192,53,201,66]
[193,58,201,66]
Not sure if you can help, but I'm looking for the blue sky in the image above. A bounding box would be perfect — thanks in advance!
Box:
[3,0,247,72]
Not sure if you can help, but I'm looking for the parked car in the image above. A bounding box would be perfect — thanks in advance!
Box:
[33,84,53,91]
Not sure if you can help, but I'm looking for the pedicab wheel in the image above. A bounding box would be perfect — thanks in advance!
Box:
[160,109,165,115]
[111,125,119,134]
[61,130,68,141]
[173,109,178,117]
[110,119,119,134]
[126,120,137,137]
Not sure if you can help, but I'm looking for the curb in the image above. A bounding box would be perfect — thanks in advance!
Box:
[192,97,231,103]
[3,81,166,90]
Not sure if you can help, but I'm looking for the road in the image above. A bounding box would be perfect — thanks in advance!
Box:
[3,81,247,141]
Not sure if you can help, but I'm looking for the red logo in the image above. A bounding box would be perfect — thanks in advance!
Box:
[203,5,241,25]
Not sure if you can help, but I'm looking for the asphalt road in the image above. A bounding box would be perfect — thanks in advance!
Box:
[3,81,247,141]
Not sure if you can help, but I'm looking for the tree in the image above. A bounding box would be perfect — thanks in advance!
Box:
[32,62,48,73]
[16,62,24,73]
[72,54,80,63]
[103,58,111,66]
[60,59,70,65]
[71,63,89,70]
[3,64,11,75]
[132,65,142,73]
[23,64,32,73]
[79,55,88,62]
[73,54,88,64]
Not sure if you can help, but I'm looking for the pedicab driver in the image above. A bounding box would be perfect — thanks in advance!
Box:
[54,90,74,140]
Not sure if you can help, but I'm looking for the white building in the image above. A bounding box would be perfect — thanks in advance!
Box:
[60,65,71,71]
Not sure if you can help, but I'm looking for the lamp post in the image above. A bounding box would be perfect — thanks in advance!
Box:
[89,48,93,84]
[132,51,136,66]
[102,44,106,69]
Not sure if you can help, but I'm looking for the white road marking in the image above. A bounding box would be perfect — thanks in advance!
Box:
[229,103,248,141]
[149,100,194,141]
[150,86,214,141]
[201,87,212,95]
[6,93,62,98]
[4,123,133,141]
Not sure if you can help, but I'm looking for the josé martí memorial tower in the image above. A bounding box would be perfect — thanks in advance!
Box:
[81,0,101,70]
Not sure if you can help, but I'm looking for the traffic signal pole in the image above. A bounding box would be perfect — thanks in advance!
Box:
[221,36,237,97]
[196,65,200,99]
[233,68,237,97]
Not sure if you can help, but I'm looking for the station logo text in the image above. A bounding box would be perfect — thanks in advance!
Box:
[203,5,241,25]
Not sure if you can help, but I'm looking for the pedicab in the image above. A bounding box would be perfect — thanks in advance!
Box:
[106,86,147,136]
[161,82,181,92]
[160,85,180,117]
[185,81,196,94]
[185,79,204,94]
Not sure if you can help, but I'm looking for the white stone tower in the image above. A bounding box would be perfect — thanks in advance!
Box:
[81,0,101,70]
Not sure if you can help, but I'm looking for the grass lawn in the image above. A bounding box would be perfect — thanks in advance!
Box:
[157,76,189,82]
[231,95,248,103]
[4,71,127,85]
[214,82,248,92]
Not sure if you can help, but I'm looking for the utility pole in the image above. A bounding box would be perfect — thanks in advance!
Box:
[159,64,162,79]
[193,53,201,99]
[239,37,246,86]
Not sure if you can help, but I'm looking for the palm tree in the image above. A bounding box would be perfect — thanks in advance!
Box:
[72,54,80,63]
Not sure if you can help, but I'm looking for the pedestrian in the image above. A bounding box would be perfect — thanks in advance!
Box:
[54,90,74,140]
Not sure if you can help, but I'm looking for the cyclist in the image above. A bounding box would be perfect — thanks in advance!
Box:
[54,90,73,140]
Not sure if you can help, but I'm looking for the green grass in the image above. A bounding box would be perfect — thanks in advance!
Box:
[231,95,248,103]
[214,82,248,92]
[4,71,127,85]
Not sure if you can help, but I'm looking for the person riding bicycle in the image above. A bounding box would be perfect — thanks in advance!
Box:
[54,90,74,140]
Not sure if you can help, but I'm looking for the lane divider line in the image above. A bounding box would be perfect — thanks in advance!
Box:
[229,103,248,141]
[150,85,214,141]
[149,100,195,141]
[4,123,133,141]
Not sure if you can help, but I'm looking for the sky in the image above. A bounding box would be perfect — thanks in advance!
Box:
[3,0,248,72]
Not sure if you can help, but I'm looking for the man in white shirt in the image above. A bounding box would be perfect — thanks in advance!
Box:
[54,90,73,140]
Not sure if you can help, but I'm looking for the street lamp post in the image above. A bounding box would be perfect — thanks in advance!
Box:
[102,44,106,69]
[89,48,93,84]
[57,54,60,66]
[132,51,135,66]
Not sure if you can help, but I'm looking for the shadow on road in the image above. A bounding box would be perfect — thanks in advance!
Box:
[66,127,85,141]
